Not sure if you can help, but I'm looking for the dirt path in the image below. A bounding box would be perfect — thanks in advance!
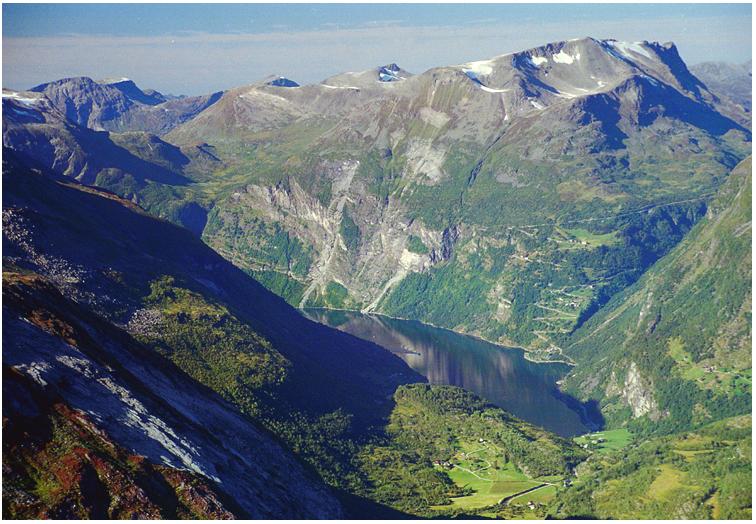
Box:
[452,464,494,482]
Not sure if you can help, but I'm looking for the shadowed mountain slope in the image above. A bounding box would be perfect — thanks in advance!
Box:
[2,150,427,516]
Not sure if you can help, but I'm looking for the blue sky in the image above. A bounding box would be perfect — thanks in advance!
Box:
[3,3,752,95]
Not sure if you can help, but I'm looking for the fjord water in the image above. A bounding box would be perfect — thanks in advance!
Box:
[305,309,594,437]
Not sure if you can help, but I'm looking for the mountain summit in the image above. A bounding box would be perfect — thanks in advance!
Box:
[27,76,222,134]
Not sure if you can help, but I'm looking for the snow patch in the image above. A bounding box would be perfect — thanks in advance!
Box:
[378,64,403,82]
[609,41,652,59]
[463,69,481,82]
[239,90,289,104]
[321,84,360,91]
[529,56,548,67]
[479,85,509,93]
[553,50,580,64]
[588,75,608,89]
[530,99,546,110]
[463,69,508,93]
[641,74,660,86]
[8,107,40,118]
[463,59,494,76]
[554,91,578,99]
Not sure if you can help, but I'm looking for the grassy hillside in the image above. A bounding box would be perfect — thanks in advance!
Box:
[357,384,587,517]
[551,415,752,519]
[563,157,752,434]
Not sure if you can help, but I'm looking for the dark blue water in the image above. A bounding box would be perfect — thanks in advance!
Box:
[305,309,597,437]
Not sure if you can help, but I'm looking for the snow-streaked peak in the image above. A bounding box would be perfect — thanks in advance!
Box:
[99,77,132,84]
[2,89,44,106]
[378,64,404,82]
[605,40,652,60]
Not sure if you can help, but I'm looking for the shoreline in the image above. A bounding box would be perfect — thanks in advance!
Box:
[302,305,603,431]
[300,305,576,366]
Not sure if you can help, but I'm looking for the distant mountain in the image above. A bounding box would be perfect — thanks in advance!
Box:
[563,157,751,434]
[691,60,752,114]
[2,88,192,189]
[29,76,222,134]
[97,77,169,105]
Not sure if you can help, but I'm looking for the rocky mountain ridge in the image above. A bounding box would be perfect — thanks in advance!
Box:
[28,76,222,134]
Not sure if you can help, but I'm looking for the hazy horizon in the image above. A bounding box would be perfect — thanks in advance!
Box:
[3,3,752,96]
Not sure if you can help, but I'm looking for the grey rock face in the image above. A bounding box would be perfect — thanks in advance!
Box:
[29,76,222,134]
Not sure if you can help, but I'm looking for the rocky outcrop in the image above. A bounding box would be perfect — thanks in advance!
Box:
[621,362,662,420]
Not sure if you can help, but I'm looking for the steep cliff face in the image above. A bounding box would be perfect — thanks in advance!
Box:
[563,157,752,433]
[619,362,662,420]
[202,160,447,310]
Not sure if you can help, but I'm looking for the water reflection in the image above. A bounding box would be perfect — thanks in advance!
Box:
[305,309,592,437]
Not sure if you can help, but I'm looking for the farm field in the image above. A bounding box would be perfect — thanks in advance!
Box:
[555,416,751,520]
[434,440,555,510]
[574,428,633,453]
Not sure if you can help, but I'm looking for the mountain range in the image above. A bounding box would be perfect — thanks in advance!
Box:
[2,36,751,519]
[691,60,752,115]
